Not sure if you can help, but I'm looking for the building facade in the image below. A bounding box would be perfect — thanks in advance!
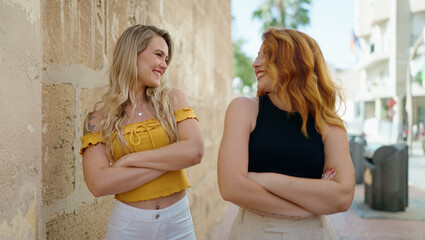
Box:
[352,0,425,144]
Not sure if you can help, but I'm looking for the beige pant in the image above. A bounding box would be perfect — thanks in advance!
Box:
[229,208,337,240]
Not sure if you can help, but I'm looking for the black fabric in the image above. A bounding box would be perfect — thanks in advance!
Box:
[248,95,324,179]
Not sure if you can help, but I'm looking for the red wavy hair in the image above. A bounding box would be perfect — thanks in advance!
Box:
[260,27,345,137]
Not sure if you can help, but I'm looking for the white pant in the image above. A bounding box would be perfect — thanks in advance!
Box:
[105,195,196,240]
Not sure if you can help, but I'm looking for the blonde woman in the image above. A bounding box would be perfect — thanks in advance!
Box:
[81,25,203,240]
[218,28,355,239]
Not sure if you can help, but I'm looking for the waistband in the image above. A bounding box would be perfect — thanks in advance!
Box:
[113,194,189,222]
[238,208,326,233]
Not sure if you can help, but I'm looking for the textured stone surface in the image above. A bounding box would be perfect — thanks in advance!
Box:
[0,1,42,239]
[46,197,114,240]
[42,0,105,70]
[42,84,76,206]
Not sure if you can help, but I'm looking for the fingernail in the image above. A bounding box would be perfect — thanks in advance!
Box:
[330,168,334,171]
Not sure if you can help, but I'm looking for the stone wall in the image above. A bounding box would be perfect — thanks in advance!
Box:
[0,0,232,239]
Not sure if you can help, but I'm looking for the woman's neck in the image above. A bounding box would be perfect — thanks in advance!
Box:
[268,92,292,112]
[131,88,147,108]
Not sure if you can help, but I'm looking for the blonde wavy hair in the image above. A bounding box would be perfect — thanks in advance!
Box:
[95,25,177,161]
[260,27,345,137]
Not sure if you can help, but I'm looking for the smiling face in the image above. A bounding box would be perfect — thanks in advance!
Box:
[136,35,169,88]
[252,43,274,94]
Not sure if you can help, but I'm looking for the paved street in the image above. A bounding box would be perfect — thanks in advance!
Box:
[409,141,425,191]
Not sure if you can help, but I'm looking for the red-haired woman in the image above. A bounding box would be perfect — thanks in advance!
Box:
[218,28,355,239]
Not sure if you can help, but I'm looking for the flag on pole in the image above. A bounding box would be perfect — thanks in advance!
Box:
[350,29,360,52]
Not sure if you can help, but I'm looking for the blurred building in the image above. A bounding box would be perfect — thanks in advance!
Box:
[352,0,425,144]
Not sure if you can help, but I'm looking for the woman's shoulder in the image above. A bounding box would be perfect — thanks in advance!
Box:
[228,96,258,110]
[223,96,259,131]
[169,88,191,109]
[84,107,105,135]
[226,96,259,120]
[322,121,347,144]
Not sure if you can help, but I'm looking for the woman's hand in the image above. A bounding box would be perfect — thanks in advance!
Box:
[322,168,336,181]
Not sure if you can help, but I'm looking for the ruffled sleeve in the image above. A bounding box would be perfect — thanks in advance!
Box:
[80,132,104,155]
[174,107,198,123]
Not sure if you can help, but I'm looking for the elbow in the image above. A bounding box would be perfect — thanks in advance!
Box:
[338,194,354,212]
[88,185,103,198]
[333,188,355,213]
[193,149,203,165]
[219,185,233,202]
[340,201,352,212]
[91,190,103,198]
[218,177,239,202]
[190,144,204,166]
[86,181,107,198]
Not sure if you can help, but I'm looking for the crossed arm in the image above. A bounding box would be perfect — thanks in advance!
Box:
[217,97,355,218]
[218,97,315,219]
[247,125,355,215]
[82,89,204,197]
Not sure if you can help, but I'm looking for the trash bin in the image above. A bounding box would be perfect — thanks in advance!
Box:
[349,136,367,184]
[363,144,408,212]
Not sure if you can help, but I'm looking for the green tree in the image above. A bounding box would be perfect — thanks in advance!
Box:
[253,0,311,30]
[233,39,256,87]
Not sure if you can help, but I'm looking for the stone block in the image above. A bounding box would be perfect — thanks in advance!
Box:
[46,197,114,240]
[42,83,76,206]
[105,0,151,60]
[163,0,193,33]
[42,0,105,70]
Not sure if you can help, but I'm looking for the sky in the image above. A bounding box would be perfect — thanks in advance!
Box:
[231,0,357,70]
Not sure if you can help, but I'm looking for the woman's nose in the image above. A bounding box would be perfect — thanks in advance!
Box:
[160,60,167,70]
[252,58,259,69]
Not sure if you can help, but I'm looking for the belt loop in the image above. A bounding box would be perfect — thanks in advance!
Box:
[239,208,245,224]
[131,207,136,224]
[319,215,325,228]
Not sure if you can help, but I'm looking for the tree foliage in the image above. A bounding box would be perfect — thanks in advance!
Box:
[253,0,311,30]
[232,0,312,90]
[233,39,256,87]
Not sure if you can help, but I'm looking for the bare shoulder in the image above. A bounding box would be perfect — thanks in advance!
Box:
[170,88,191,109]
[225,96,259,131]
[322,123,348,144]
[227,96,258,114]
[84,107,104,135]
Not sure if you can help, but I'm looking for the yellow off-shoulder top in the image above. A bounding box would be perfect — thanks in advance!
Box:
[80,107,198,202]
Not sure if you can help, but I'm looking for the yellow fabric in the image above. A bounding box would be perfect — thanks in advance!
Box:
[80,107,198,202]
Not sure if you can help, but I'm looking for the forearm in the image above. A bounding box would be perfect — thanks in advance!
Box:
[118,139,203,171]
[86,167,165,197]
[220,176,315,219]
[253,172,353,214]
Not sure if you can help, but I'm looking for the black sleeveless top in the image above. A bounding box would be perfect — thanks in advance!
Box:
[248,95,324,179]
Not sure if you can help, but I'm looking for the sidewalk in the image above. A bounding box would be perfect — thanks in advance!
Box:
[209,142,425,240]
